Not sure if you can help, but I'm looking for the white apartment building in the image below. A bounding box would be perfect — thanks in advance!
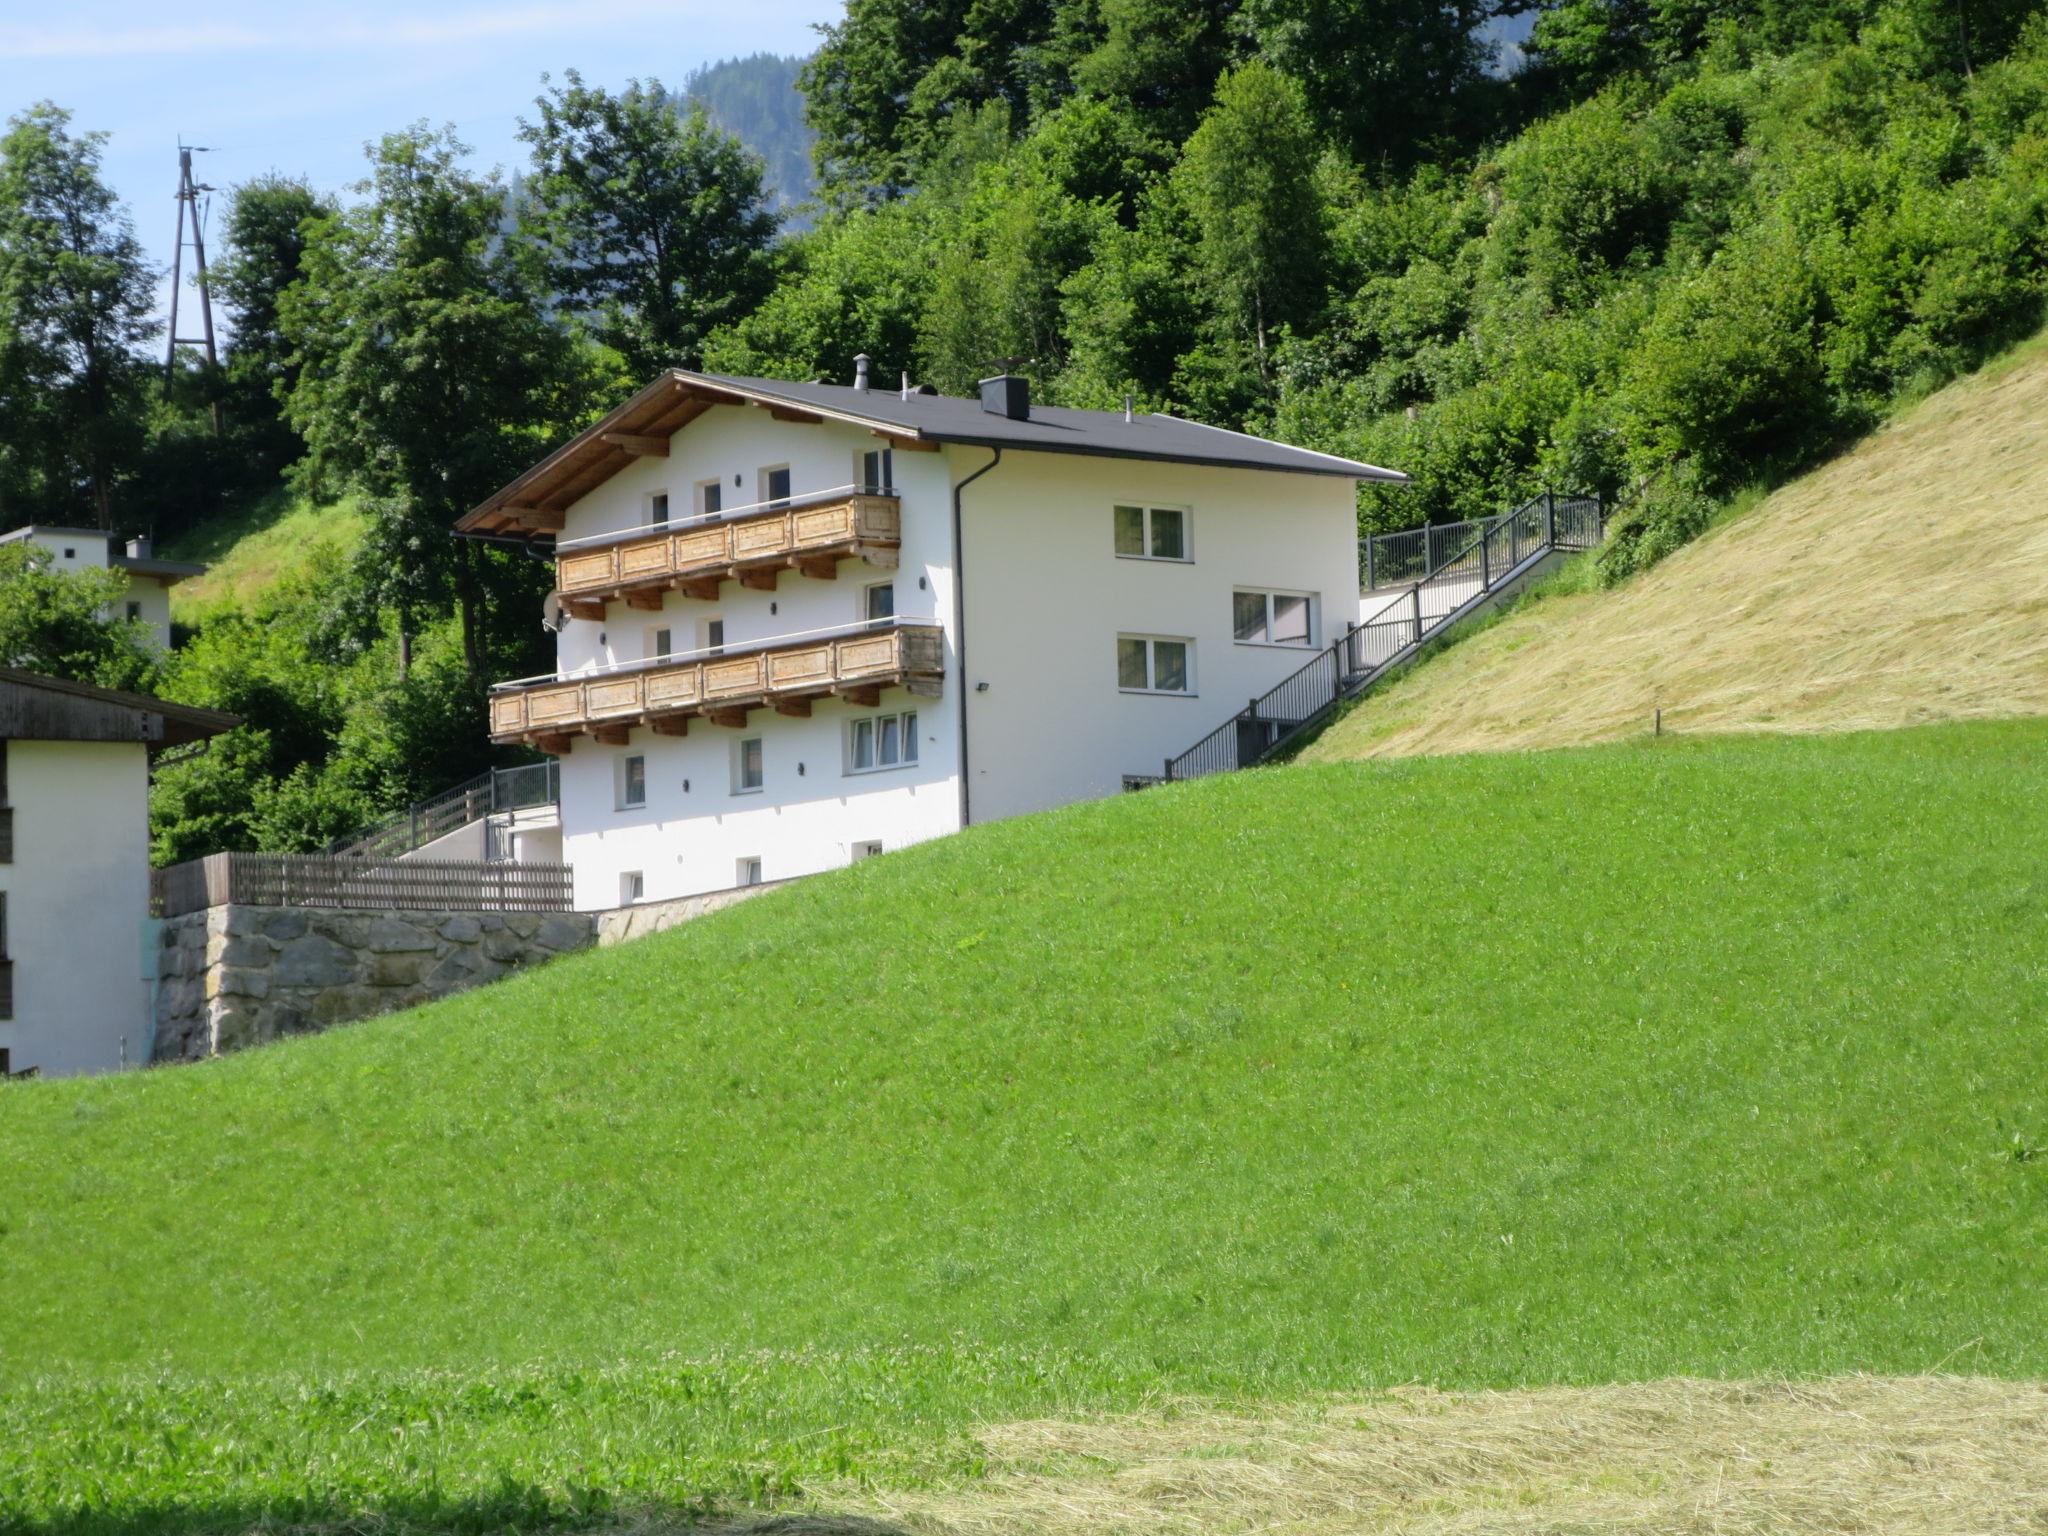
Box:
[459,365,1404,911]
[0,526,207,650]
[0,669,234,1077]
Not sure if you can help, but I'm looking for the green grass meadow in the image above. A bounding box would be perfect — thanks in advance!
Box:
[3,722,2046,1532]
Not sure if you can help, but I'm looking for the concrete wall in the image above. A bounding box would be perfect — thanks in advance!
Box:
[552,404,964,907]
[153,905,595,1061]
[0,738,153,1076]
[592,878,790,947]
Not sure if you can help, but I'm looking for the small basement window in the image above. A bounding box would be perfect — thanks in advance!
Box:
[1117,635,1192,694]
[737,857,763,887]
[851,840,882,862]
[621,871,645,905]
[1113,505,1189,562]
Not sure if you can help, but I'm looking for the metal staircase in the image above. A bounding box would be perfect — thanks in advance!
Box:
[329,762,559,860]
[1149,491,1605,784]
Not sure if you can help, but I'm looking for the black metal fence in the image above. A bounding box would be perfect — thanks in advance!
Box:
[330,761,560,860]
[1161,491,1603,782]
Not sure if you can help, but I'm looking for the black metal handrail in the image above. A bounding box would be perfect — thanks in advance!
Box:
[329,761,560,860]
[1157,490,1603,783]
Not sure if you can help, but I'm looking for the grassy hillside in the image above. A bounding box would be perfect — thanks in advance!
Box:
[1307,329,2048,764]
[3,721,2045,1530]
[161,488,367,619]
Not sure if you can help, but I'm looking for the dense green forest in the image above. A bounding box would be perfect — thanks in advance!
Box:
[3,0,2046,862]
[685,53,818,217]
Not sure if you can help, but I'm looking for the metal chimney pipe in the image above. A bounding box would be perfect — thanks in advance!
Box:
[901,370,910,401]
[1124,393,1133,424]
[854,354,871,391]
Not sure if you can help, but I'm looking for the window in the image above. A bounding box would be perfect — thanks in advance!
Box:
[737,857,763,887]
[1113,504,1189,561]
[0,892,10,1021]
[851,840,882,862]
[1118,635,1192,694]
[848,710,918,773]
[621,871,645,905]
[648,626,672,660]
[1233,589,1315,647]
[62,547,75,559]
[864,581,894,624]
[619,754,647,809]
[734,736,764,793]
[761,465,792,508]
[860,447,893,492]
[700,617,724,656]
[125,601,142,620]
[698,479,723,516]
[646,491,670,526]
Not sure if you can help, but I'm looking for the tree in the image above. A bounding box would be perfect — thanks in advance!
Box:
[0,103,157,528]
[279,124,577,683]
[1242,0,1499,168]
[518,74,778,376]
[1174,63,1329,380]
[212,174,335,480]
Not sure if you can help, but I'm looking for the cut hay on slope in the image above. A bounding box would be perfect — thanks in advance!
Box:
[850,1375,2048,1535]
[1308,334,2048,762]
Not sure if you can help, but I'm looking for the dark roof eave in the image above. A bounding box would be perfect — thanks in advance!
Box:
[915,430,1409,482]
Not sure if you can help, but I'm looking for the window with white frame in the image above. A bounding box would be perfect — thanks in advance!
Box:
[1113,504,1189,561]
[621,871,645,904]
[860,446,893,492]
[863,580,894,624]
[646,491,670,526]
[850,840,882,862]
[847,710,918,773]
[733,736,764,793]
[697,478,723,515]
[618,753,647,809]
[1233,589,1316,647]
[1117,635,1193,694]
[737,857,763,887]
[760,465,791,507]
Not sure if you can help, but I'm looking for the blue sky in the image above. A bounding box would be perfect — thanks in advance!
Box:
[0,0,835,327]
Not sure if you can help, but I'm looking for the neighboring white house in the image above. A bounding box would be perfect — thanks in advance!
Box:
[459,364,1405,911]
[0,526,207,650]
[0,669,235,1078]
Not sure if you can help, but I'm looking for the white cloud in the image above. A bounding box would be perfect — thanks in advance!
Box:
[0,2,696,60]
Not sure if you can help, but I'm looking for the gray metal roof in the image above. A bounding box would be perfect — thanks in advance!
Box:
[691,372,1409,482]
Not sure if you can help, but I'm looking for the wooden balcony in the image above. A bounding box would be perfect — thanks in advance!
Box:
[489,621,945,751]
[554,491,901,619]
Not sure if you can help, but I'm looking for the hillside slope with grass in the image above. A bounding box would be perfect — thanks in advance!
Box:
[2,721,2045,1530]
[1308,330,2048,763]
[160,488,366,619]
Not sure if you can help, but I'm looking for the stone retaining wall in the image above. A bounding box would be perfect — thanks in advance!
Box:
[153,905,595,1061]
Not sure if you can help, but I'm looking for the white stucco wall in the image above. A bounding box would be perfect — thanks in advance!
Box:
[549,403,964,908]
[954,447,1361,822]
[0,739,152,1076]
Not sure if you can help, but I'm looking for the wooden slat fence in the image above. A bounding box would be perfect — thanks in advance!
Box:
[151,852,574,918]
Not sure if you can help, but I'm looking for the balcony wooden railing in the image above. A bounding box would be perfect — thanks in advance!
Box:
[488,620,945,750]
[554,489,901,618]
